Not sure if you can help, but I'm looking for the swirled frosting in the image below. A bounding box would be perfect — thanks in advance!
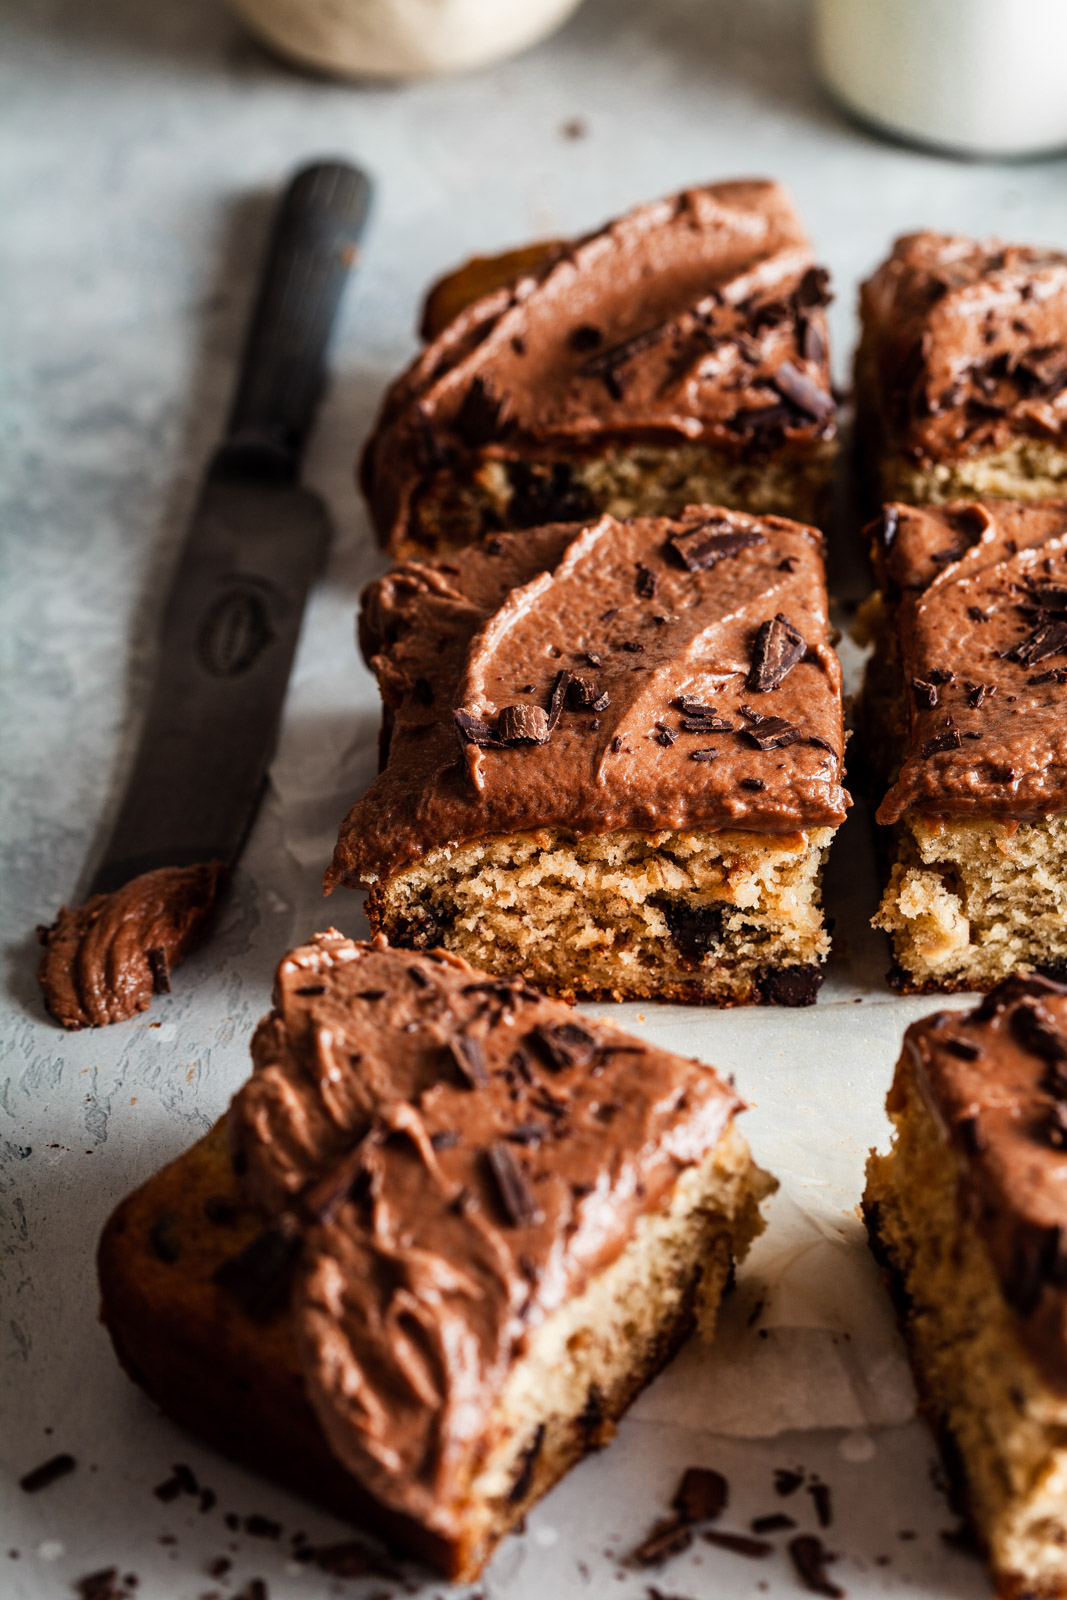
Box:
[860,231,1067,468]
[872,500,1067,824]
[361,180,835,550]
[37,862,223,1029]
[227,931,744,1534]
[901,971,1067,1389]
[328,509,848,890]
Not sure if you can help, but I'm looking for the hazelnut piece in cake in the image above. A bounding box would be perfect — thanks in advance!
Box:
[328,507,849,1006]
[98,932,773,1581]
[856,231,1067,508]
[860,498,1067,992]
[865,972,1067,1599]
[361,180,837,556]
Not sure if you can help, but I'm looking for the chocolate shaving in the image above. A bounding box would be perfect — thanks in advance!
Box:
[528,1020,598,1071]
[673,1466,728,1524]
[690,748,719,762]
[636,563,658,599]
[788,1535,844,1597]
[747,614,806,692]
[964,682,995,709]
[920,728,962,758]
[148,1214,180,1264]
[911,678,939,710]
[580,320,673,384]
[213,1216,302,1320]
[449,1034,489,1089]
[774,1468,804,1497]
[498,704,550,744]
[454,708,498,747]
[566,673,606,711]
[74,1569,130,1600]
[486,1142,543,1227]
[742,715,803,751]
[1011,1000,1067,1065]
[1006,618,1067,666]
[546,669,573,732]
[669,523,766,572]
[147,945,171,994]
[301,1136,373,1225]
[630,1518,693,1568]
[20,1453,76,1493]
[772,361,834,421]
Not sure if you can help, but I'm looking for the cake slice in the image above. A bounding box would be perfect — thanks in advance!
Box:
[327,507,850,1005]
[98,931,773,1581]
[865,972,1067,1599]
[361,179,837,557]
[861,498,1067,992]
[855,231,1067,510]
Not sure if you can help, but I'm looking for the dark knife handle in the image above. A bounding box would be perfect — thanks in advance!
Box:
[213,161,372,481]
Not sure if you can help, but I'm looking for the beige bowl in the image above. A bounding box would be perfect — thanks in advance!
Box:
[227,0,585,79]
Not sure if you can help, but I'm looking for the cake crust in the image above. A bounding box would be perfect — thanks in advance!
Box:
[361,180,836,553]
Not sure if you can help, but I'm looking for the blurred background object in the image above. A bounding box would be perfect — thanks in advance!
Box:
[225,0,586,78]
[815,0,1067,159]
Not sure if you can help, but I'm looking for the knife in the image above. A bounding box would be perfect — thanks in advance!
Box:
[38,160,373,1029]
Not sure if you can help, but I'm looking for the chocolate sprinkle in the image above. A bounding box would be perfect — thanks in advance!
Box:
[747,614,806,692]
[788,1534,844,1597]
[529,1020,598,1071]
[454,709,498,747]
[19,1453,76,1494]
[668,523,767,572]
[774,1468,804,1496]
[486,1143,543,1227]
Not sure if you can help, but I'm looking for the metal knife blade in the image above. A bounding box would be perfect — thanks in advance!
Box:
[89,160,372,896]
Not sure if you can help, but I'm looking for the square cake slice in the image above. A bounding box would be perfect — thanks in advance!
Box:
[361,179,836,557]
[856,231,1067,509]
[327,508,850,1005]
[862,498,1067,993]
[98,932,773,1581]
[865,972,1067,1600]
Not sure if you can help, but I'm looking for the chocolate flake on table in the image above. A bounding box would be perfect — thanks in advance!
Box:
[507,1423,546,1504]
[212,1216,302,1320]
[19,1453,76,1493]
[788,1534,844,1597]
[245,1514,282,1539]
[702,1530,773,1558]
[756,966,823,1006]
[673,1466,728,1524]
[171,1462,198,1496]
[449,1033,489,1089]
[636,563,659,599]
[669,523,767,573]
[152,1474,183,1503]
[774,1468,805,1497]
[74,1569,132,1600]
[751,1513,796,1534]
[747,614,807,692]
[486,1142,543,1227]
[772,361,835,422]
[529,1020,598,1071]
[231,1581,268,1600]
[911,678,939,710]
[630,1517,693,1568]
[920,728,962,758]
[498,704,551,745]
[147,945,171,995]
[808,1481,833,1528]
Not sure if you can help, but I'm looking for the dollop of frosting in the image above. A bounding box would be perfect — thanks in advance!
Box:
[226,931,744,1535]
[860,231,1067,467]
[329,509,848,891]
[361,180,835,550]
[902,971,1067,1390]
[37,861,223,1030]
[873,500,1067,824]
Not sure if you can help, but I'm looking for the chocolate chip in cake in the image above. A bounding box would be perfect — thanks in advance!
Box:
[756,967,823,1007]
[661,899,725,959]
[747,614,807,692]
[147,946,170,995]
[673,1466,728,1524]
[497,704,550,744]
[703,1530,774,1559]
[507,1423,546,1504]
[920,728,962,758]
[486,1143,543,1227]
[456,377,509,446]
[669,523,767,572]
[19,1453,76,1494]
[911,678,939,710]
[528,1020,598,1071]
[212,1216,302,1320]
[772,362,834,421]
[148,1214,181,1264]
[449,1034,488,1089]
[152,1475,183,1503]
[788,1534,844,1596]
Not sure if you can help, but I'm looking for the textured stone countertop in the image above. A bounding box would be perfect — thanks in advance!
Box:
[3,2,1066,1596]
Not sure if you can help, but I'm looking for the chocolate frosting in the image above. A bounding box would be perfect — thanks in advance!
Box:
[860,231,1067,467]
[328,510,848,890]
[873,500,1067,824]
[902,971,1067,1391]
[226,931,744,1534]
[361,180,835,549]
[37,862,223,1030]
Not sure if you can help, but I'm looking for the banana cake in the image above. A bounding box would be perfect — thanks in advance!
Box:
[98,931,773,1581]
[360,179,837,556]
[865,971,1067,1599]
[861,498,1067,992]
[855,231,1067,510]
[327,506,849,1005]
